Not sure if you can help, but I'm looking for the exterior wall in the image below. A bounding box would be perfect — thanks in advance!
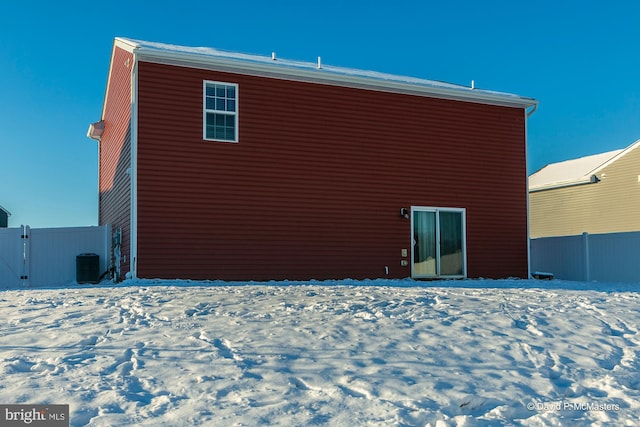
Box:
[530,146,640,238]
[136,61,528,280]
[0,211,7,228]
[98,46,133,279]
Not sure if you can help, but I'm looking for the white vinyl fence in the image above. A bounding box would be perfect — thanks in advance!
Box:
[0,225,110,288]
[530,231,640,283]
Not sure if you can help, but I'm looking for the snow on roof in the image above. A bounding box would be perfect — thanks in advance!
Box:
[114,37,537,109]
[529,138,640,191]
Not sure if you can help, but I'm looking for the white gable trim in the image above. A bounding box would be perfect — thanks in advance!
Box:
[589,138,640,176]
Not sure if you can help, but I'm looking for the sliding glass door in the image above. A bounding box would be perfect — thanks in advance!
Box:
[412,207,466,278]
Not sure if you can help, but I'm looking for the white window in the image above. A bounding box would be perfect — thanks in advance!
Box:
[203,81,238,142]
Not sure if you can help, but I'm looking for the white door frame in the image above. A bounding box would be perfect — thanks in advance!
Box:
[411,206,467,279]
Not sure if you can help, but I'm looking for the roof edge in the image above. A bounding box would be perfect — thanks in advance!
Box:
[114,37,537,109]
[114,37,140,53]
[529,177,595,192]
[586,137,640,176]
[99,39,124,120]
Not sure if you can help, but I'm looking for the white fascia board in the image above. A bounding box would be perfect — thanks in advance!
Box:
[587,138,640,176]
[120,38,537,110]
[98,38,140,121]
[100,40,122,120]
[529,178,594,192]
[113,37,139,53]
[0,205,11,216]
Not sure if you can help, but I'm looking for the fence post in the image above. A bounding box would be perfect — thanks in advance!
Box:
[22,225,31,287]
[582,232,590,282]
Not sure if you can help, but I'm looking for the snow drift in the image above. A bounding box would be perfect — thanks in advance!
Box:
[1,278,639,426]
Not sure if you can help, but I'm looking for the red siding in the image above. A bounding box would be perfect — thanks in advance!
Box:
[136,61,527,280]
[99,46,133,279]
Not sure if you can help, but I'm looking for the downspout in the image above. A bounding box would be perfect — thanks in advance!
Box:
[129,53,139,279]
[525,103,538,278]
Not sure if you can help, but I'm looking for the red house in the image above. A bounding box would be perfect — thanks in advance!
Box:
[88,37,537,281]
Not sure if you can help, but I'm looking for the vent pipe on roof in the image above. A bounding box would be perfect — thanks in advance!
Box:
[471,80,475,90]
[317,56,322,69]
[271,52,276,60]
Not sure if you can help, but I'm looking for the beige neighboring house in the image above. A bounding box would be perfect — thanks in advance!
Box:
[529,138,640,238]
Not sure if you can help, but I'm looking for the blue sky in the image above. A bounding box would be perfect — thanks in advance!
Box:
[1,1,639,228]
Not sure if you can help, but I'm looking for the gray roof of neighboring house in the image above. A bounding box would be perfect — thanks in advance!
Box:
[529,138,640,192]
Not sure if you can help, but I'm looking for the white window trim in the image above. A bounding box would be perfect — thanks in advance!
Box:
[203,80,239,143]
[410,206,467,279]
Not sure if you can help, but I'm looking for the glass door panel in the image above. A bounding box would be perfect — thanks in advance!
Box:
[439,211,464,276]
[413,211,436,276]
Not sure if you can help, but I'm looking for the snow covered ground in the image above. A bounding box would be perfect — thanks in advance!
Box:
[1,278,640,426]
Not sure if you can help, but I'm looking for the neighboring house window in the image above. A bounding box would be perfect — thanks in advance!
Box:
[203,81,238,142]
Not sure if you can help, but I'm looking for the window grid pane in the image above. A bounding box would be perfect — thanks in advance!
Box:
[206,112,236,141]
[205,83,236,113]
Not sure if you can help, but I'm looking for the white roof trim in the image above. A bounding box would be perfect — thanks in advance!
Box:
[589,138,640,174]
[0,205,11,216]
[114,37,537,109]
[529,138,640,192]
